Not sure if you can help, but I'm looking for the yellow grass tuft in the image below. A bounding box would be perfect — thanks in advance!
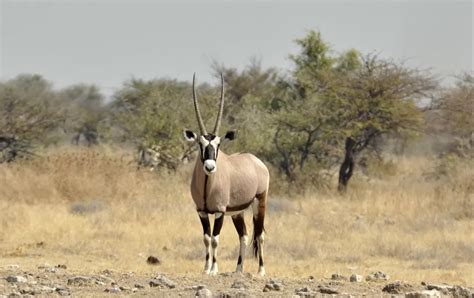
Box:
[0,146,472,285]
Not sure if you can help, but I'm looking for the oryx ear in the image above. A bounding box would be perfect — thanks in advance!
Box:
[183,129,197,142]
[223,130,236,141]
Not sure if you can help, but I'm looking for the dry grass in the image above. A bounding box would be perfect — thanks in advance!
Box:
[0,146,472,285]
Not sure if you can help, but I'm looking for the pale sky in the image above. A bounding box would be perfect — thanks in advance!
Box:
[0,0,472,97]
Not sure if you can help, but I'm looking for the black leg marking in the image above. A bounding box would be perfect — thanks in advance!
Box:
[212,214,224,237]
[232,214,247,237]
[199,214,211,236]
[237,255,242,265]
[199,212,212,273]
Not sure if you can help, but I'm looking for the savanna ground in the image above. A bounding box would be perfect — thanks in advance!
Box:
[0,146,472,296]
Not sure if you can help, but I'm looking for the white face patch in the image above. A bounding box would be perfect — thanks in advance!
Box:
[200,136,210,146]
[203,160,216,174]
[210,136,220,147]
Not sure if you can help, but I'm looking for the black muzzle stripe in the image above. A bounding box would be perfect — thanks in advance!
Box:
[204,145,216,161]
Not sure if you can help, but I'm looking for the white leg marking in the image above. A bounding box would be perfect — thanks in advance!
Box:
[257,233,265,276]
[236,235,248,272]
[203,234,211,274]
[210,235,219,275]
[199,212,212,274]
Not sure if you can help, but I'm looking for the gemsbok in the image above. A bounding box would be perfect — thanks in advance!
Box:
[183,74,270,276]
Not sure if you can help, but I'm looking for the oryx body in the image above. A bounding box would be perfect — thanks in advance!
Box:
[184,74,269,276]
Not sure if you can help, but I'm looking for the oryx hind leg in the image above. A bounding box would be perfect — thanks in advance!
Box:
[252,192,267,276]
[198,212,211,274]
[231,213,248,273]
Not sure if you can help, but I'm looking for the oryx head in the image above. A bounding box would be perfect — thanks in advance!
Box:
[184,73,236,175]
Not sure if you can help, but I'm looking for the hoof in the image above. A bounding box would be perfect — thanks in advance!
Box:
[209,270,218,276]
[257,268,265,277]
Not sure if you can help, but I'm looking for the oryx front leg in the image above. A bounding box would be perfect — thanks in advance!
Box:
[232,213,248,273]
[210,212,224,275]
[198,212,212,274]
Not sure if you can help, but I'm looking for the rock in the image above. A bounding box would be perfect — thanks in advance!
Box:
[382,281,414,294]
[331,273,347,281]
[196,288,213,297]
[40,286,55,293]
[231,280,248,290]
[186,284,207,291]
[149,275,176,289]
[104,287,121,293]
[263,280,283,292]
[451,285,471,297]
[55,287,71,296]
[319,286,339,294]
[295,287,315,297]
[119,286,131,291]
[67,276,93,286]
[366,271,389,282]
[19,286,39,295]
[134,283,145,289]
[350,274,363,282]
[96,275,115,285]
[147,255,161,265]
[4,265,19,270]
[56,264,67,269]
[5,276,27,283]
[406,289,442,298]
[425,283,471,296]
[102,269,113,276]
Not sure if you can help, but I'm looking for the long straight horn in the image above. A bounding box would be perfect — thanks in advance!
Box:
[192,73,207,135]
[213,74,225,135]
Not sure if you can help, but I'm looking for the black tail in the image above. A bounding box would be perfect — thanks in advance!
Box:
[252,216,265,258]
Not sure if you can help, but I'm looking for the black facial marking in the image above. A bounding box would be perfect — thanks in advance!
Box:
[204,144,216,161]
[199,134,219,162]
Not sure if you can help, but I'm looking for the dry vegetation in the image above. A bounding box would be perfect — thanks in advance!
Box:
[0,146,472,287]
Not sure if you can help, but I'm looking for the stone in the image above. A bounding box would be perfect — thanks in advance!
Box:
[350,274,363,282]
[149,275,176,289]
[331,273,347,281]
[231,280,248,290]
[406,289,442,298]
[67,276,93,286]
[5,276,27,283]
[147,255,161,265]
[366,271,389,282]
[263,280,283,292]
[104,287,121,293]
[134,283,145,289]
[295,287,315,297]
[196,288,213,297]
[319,287,339,294]
[54,286,71,297]
[4,265,19,270]
[382,281,414,294]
